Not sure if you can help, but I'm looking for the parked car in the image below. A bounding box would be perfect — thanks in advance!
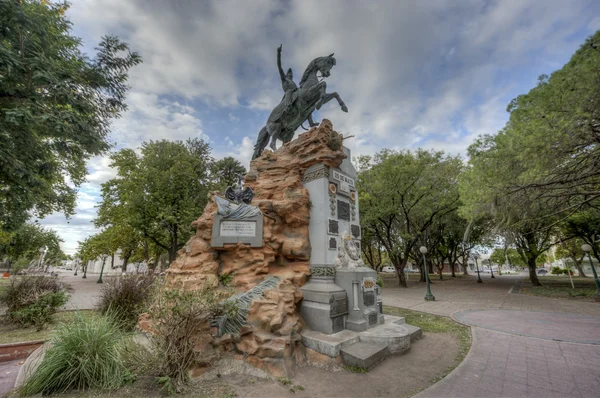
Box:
[381,266,395,273]
[537,268,548,275]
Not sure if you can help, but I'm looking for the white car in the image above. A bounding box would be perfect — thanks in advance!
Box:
[381,266,395,273]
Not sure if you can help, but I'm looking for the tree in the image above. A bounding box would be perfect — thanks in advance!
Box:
[0,223,63,269]
[358,149,462,287]
[97,139,214,263]
[489,247,526,269]
[554,236,587,277]
[211,157,246,191]
[0,0,141,231]
[495,31,600,212]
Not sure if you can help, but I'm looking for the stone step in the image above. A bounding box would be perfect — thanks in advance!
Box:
[341,342,389,370]
[404,323,423,342]
[358,315,418,354]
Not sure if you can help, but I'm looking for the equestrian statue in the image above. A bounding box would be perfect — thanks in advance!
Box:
[251,45,348,160]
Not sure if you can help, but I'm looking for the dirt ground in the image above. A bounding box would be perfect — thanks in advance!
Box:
[30,332,459,398]
[229,333,458,398]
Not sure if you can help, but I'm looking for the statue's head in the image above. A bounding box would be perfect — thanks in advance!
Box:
[286,68,293,79]
[317,53,336,78]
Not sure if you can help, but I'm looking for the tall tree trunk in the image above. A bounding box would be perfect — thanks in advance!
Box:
[575,254,587,277]
[168,224,179,263]
[451,261,456,277]
[527,257,542,286]
[122,255,130,273]
[110,253,115,269]
[395,258,407,287]
[462,254,469,275]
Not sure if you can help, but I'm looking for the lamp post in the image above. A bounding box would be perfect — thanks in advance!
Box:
[420,246,435,301]
[581,244,600,301]
[473,253,483,283]
[97,254,108,284]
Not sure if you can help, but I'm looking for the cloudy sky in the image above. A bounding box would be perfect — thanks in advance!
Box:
[40,0,600,254]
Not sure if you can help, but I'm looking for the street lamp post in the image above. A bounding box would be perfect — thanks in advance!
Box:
[420,246,435,301]
[97,254,108,284]
[581,244,600,301]
[473,253,483,283]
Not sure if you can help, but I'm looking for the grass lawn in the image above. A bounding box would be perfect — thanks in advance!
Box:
[0,311,97,344]
[521,276,598,300]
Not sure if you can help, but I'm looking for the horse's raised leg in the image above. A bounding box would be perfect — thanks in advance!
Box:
[314,81,327,110]
[308,113,319,127]
[320,92,348,113]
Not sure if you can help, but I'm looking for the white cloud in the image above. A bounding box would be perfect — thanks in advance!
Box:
[48,0,600,252]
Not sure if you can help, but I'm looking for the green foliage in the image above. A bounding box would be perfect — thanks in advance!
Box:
[0,275,68,330]
[147,286,225,393]
[343,365,368,373]
[96,274,156,331]
[551,266,562,275]
[218,272,235,287]
[0,223,65,269]
[358,149,463,286]
[211,157,247,191]
[0,1,141,231]
[97,139,214,263]
[376,274,384,288]
[18,313,134,396]
[489,248,525,268]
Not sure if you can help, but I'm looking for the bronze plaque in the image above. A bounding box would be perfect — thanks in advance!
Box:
[329,219,339,235]
[363,291,375,306]
[368,311,378,325]
[329,237,337,249]
[351,224,360,238]
[330,292,348,317]
[337,200,350,221]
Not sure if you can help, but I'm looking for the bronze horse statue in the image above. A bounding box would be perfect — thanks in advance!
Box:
[251,46,348,160]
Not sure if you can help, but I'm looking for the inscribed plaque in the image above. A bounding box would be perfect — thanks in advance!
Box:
[329,237,337,250]
[219,221,256,237]
[328,219,339,235]
[351,224,361,238]
[363,291,375,306]
[337,200,350,221]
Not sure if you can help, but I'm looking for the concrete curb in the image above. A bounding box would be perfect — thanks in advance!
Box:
[0,340,45,363]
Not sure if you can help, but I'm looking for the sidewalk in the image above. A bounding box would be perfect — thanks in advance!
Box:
[59,271,109,310]
[382,274,600,398]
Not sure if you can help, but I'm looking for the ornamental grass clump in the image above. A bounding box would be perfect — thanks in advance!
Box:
[0,275,68,330]
[96,274,156,331]
[19,313,133,396]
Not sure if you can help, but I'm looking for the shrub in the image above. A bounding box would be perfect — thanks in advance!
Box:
[0,276,68,330]
[19,313,134,396]
[96,274,156,331]
[148,286,224,393]
[551,266,563,275]
[376,275,384,288]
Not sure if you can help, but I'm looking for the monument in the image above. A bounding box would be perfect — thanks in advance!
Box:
[155,45,420,377]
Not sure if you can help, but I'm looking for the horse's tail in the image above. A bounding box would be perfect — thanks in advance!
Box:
[252,126,269,160]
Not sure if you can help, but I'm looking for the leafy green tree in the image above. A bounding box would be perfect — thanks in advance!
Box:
[554,236,587,277]
[97,139,214,263]
[495,31,600,210]
[0,0,141,231]
[211,157,246,191]
[489,247,526,269]
[0,223,63,270]
[358,149,462,287]
[563,208,600,263]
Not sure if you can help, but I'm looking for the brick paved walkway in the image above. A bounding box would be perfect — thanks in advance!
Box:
[382,274,600,398]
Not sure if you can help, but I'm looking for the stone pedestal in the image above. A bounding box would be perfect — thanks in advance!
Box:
[335,267,384,332]
[300,273,347,334]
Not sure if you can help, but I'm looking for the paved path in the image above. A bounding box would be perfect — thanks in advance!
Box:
[0,360,22,398]
[382,274,600,398]
[59,270,110,310]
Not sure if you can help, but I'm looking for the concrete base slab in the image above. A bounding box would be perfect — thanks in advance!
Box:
[359,315,415,354]
[340,342,389,370]
[301,329,359,358]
